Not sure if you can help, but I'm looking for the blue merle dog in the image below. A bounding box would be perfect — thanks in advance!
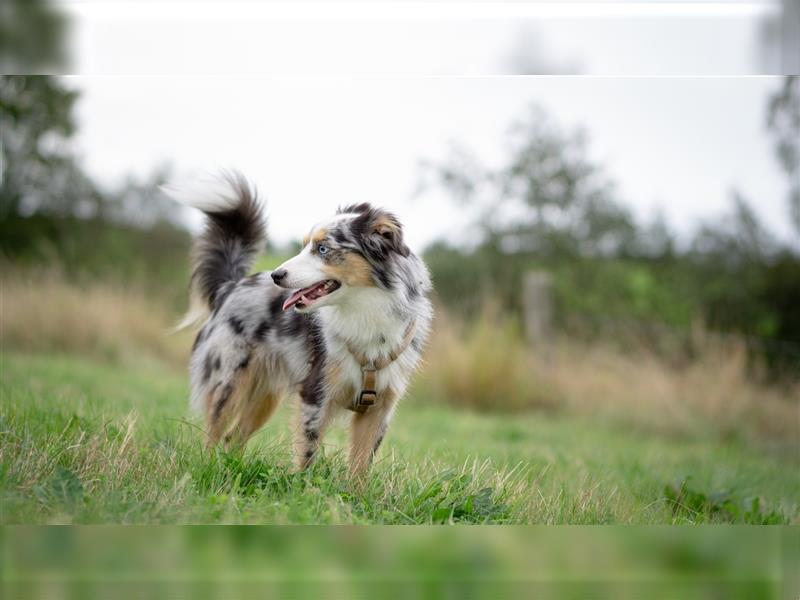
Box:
[164,172,432,475]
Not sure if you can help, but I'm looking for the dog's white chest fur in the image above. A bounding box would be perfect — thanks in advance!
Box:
[319,291,421,408]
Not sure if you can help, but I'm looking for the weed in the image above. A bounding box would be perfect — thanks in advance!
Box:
[664,477,787,524]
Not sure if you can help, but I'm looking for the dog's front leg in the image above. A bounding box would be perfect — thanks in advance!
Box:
[293,395,333,471]
[349,390,397,477]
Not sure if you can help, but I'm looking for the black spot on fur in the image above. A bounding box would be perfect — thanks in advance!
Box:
[228,316,245,336]
[192,327,207,352]
[373,433,385,456]
[338,202,372,217]
[348,207,373,239]
[213,355,221,371]
[270,293,286,318]
[253,320,271,341]
[212,383,233,421]
[236,355,250,371]
[372,266,394,290]
[212,281,236,314]
[372,422,389,457]
[278,311,306,338]
[202,353,217,383]
[305,428,319,441]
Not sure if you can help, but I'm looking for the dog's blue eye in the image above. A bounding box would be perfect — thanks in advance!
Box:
[318,244,329,255]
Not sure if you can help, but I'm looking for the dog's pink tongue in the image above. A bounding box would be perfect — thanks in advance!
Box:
[282,290,305,311]
[282,281,327,311]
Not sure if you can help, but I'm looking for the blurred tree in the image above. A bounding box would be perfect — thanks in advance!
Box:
[1,76,180,226]
[766,75,800,236]
[691,191,776,265]
[0,76,102,219]
[420,101,800,377]
[504,26,582,75]
[103,165,185,229]
[0,75,189,304]
[0,0,70,73]
[689,192,779,339]
[421,105,638,259]
[632,211,675,259]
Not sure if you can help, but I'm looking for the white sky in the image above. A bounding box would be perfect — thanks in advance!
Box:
[62,2,795,251]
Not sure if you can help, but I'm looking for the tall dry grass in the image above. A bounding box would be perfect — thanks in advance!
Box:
[1,270,191,368]
[2,271,797,445]
[419,306,800,445]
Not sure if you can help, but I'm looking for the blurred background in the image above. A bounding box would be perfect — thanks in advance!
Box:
[3,1,799,418]
[0,0,800,536]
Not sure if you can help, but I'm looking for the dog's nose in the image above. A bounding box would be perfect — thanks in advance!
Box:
[271,269,288,285]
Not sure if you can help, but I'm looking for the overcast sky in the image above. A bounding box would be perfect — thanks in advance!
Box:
[62,2,794,251]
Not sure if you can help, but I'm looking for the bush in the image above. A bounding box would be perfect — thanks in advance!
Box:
[418,305,560,412]
[1,269,192,368]
[415,304,799,447]
[0,214,191,308]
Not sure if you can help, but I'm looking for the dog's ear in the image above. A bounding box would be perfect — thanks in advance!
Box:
[371,214,410,258]
[351,206,410,259]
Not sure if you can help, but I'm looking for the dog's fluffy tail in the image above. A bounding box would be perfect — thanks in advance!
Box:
[162,171,267,330]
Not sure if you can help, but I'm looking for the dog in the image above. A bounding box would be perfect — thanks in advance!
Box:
[164,171,432,475]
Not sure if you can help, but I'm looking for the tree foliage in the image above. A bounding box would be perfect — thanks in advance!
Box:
[766,75,800,236]
[0,76,189,302]
[1,76,180,226]
[0,76,99,219]
[422,106,642,258]
[421,96,800,376]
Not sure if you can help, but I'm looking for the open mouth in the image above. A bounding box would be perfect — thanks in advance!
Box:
[282,279,341,311]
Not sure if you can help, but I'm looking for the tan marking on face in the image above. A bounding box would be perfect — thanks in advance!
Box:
[301,226,328,247]
[323,251,374,287]
[311,228,328,245]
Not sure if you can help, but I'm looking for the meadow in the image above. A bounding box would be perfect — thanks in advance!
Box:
[1,272,798,525]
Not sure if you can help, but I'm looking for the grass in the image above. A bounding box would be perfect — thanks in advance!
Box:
[2,351,798,524]
[4,270,797,446]
[2,270,797,524]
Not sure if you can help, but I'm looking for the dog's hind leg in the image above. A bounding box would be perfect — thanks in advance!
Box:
[224,392,279,450]
[205,359,255,447]
[205,381,239,447]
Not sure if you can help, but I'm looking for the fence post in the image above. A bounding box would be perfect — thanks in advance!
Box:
[522,271,553,351]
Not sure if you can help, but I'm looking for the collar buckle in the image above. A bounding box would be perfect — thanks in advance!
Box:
[349,364,377,413]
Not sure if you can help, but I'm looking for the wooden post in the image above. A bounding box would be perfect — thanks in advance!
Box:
[522,271,553,351]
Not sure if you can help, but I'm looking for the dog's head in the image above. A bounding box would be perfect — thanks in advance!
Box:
[272,203,411,312]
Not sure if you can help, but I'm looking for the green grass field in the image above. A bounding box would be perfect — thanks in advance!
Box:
[2,352,797,525]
